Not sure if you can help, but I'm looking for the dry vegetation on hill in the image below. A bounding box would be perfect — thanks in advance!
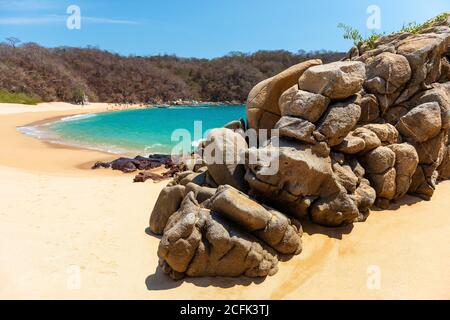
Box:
[0,43,344,104]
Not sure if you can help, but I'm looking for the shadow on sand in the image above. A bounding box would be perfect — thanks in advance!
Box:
[144,193,427,290]
[144,227,273,290]
[371,194,424,212]
[300,218,354,240]
[145,265,265,291]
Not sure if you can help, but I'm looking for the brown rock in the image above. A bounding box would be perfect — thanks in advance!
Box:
[364,52,411,95]
[209,185,302,255]
[369,167,397,200]
[310,189,360,227]
[247,59,322,130]
[387,143,419,198]
[279,85,330,122]
[363,123,400,145]
[317,101,361,146]
[149,185,186,235]
[334,133,366,154]
[412,130,448,165]
[351,178,377,214]
[246,138,339,219]
[298,61,366,99]
[185,182,216,203]
[359,94,380,123]
[408,83,450,130]
[396,32,450,100]
[158,192,279,279]
[409,165,435,199]
[203,128,248,191]
[332,161,359,193]
[275,116,316,144]
[384,106,408,125]
[360,146,396,174]
[352,127,382,152]
[396,102,442,143]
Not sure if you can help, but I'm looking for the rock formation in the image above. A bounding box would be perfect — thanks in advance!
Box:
[150,15,450,280]
[92,154,181,182]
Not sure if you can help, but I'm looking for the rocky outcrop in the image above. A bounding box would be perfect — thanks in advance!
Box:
[298,61,366,99]
[279,85,330,122]
[150,185,186,235]
[246,59,322,131]
[150,15,450,280]
[158,193,278,279]
[93,154,175,172]
[209,185,302,255]
[203,128,248,192]
[92,154,180,182]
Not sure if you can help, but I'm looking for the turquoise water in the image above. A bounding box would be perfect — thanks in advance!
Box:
[33,105,246,155]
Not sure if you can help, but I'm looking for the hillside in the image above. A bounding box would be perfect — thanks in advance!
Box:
[0,43,344,104]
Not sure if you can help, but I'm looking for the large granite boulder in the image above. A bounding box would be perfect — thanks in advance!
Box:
[149,185,186,235]
[317,101,361,146]
[396,31,450,102]
[158,193,279,279]
[334,133,366,154]
[209,185,302,255]
[408,83,450,130]
[247,59,322,131]
[358,93,380,123]
[362,123,400,145]
[396,102,442,143]
[364,52,411,95]
[245,138,375,226]
[203,128,248,192]
[360,146,396,174]
[298,61,366,99]
[279,85,330,122]
[388,143,419,198]
[275,116,316,144]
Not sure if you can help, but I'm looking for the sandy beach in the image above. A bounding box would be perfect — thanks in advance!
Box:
[0,102,449,300]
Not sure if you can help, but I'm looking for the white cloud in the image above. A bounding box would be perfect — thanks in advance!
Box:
[0,15,139,26]
[0,0,56,11]
[83,16,139,25]
[0,16,62,25]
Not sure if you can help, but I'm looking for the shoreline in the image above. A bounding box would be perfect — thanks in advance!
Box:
[0,103,128,175]
[0,102,449,299]
[15,101,245,160]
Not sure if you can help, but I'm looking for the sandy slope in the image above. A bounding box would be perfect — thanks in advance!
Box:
[0,102,449,299]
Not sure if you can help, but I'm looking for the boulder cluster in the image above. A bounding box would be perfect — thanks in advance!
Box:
[92,154,181,182]
[150,17,450,280]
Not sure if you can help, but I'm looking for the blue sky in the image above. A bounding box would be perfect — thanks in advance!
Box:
[0,0,449,58]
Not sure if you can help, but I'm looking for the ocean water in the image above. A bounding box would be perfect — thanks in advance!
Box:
[22,104,246,155]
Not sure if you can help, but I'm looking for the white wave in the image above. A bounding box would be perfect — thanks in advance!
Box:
[60,113,97,122]
[17,126,55,140]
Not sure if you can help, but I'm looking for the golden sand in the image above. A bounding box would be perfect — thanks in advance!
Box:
[0,103,449,299]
